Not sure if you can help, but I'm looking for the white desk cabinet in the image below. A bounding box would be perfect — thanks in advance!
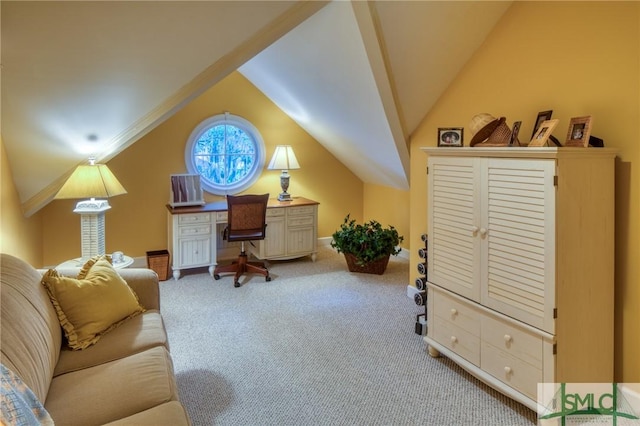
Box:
[250,203,318,261]
[422,147,616,410]
[167,197,319,279]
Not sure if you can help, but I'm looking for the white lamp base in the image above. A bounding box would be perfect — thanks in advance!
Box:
[74,199,111,260]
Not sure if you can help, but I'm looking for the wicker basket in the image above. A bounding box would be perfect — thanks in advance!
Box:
[344,253,390,275]
[146,250,170,281]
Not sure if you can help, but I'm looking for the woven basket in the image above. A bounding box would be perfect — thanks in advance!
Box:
[146,250,171,281]
[344,253,390,275]
[475,120,512,147]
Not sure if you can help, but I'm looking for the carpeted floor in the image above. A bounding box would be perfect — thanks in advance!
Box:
[160,245,536,425]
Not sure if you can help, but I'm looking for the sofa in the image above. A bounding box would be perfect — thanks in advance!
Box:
[0,253,191,425]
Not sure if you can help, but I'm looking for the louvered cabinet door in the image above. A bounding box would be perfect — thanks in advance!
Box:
[428,156,482,301]
[481,158,556,334]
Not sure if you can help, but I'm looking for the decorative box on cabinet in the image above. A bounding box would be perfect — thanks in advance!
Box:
[421,147,616,411]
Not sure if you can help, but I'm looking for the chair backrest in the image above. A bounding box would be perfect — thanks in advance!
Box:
[226,194,269,242]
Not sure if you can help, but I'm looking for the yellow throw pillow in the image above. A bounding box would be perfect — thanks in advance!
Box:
[42,256,145,350]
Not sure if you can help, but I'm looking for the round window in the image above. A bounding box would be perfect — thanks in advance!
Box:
[185,113,266,195]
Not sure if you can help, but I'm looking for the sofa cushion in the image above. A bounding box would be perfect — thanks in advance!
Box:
[0,363,54,426]
[41,257,145,350]
[54,310,168,376]
[103,401,190,426]
[0,254,62,403]
[45,346,180,425]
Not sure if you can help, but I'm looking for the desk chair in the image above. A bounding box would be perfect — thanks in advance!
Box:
[213,194,271,287]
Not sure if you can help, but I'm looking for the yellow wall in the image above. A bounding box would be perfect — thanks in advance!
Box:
[40,72,364,266]
[0,136,43,265]
[410,1,639,383]
[363,183,409,247]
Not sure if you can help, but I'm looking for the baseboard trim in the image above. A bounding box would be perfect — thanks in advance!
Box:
[131,238,409,269]
[407,284,420,299]
[620,384,640,412]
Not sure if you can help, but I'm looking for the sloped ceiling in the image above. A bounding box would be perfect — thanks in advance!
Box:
[1,1,511,216]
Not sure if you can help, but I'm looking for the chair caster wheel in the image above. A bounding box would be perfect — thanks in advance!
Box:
[234,281,241,288]
[266,276,272,282]
[214,274,220,280]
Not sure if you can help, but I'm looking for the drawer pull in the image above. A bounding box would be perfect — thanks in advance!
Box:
[450,308,458,316]
[504,334,512,343]
[450,336,457,344]
[504,366,512,375]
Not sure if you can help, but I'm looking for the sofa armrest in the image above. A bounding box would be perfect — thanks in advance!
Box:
[117,269,161,311]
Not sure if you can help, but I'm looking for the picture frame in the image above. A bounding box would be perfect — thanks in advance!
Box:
[509,121,522,146]
[528,119,559,147]
[565,116,593,147]
[438,127,464,147]
[531,110,553,139]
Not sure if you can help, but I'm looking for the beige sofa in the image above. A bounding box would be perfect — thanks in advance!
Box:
[0,253,191,425]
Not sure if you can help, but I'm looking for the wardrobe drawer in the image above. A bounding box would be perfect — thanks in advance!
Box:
[481,315,543,369]
[481,341,542,400]
[432,316,480,366]
[178,212,211,225]
[433,289,481,336]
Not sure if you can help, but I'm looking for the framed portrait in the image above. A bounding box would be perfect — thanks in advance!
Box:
[509,121,522,146]
[565,116,593,147]
[529,119,559,147]
[531,110,553,139]
[438,127,464,147]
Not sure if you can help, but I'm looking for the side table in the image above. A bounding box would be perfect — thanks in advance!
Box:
[57,255,134,270]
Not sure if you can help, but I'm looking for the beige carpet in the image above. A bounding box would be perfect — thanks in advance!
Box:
[160,245,536,425]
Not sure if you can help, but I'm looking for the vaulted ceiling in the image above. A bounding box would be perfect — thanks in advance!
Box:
[1,1,511,216]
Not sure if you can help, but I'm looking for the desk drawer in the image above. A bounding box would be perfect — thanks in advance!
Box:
[288,206,315,216]
[178,213,211,224]
[267,208,285,218]
[288,216,314,227]
[433,289,481,336]
[216,212,228,222]
[178,224,211,236]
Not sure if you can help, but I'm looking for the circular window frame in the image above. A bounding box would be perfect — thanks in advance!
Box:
[184,113,266,196]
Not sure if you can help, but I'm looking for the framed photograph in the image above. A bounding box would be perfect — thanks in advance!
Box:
[509,121,522,146]
[565,116,593,147]
[438,127,464,147]
[529,119,559,147]
[531,110,553,139]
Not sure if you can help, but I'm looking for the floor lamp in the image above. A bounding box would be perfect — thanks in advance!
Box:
[54,159,127,260]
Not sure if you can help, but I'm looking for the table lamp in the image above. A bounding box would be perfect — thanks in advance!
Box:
[267,145,300,201]
[54,158,127,260]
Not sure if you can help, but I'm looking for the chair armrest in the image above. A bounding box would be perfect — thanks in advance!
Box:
[117,269,161,311]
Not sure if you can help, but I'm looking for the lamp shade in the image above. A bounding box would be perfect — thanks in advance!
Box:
[267,146,300,170]
[55,163,127,199]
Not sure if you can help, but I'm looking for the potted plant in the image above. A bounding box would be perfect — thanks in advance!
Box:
[330,214,404,275]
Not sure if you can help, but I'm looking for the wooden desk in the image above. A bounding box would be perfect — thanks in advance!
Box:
[166,197,319,280]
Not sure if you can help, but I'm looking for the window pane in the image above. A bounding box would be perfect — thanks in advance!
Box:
[225,154,255,184]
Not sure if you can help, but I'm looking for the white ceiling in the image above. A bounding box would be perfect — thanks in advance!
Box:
[1,1,511,216]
